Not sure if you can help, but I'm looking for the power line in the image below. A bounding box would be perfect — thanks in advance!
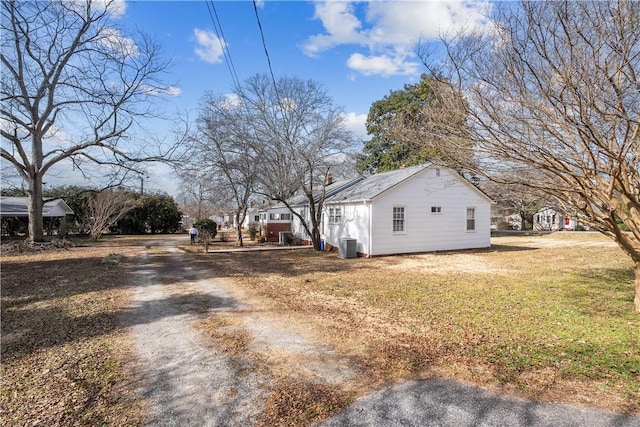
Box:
[205,0,241,91]
[252,0,279,92]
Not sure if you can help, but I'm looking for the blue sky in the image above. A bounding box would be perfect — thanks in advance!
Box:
[40,0,495,196]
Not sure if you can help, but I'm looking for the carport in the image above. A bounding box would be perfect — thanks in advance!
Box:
[0,196,74,235]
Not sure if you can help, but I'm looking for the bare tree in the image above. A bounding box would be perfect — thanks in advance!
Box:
[189,74,355,250]
[84,189,137,240]
[421,1,640,310]
[245,74,356,251]
[191,92,261,247]
[1,0,173,243]
[176,169,217,225]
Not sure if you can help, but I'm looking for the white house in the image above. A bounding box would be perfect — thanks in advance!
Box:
[241,207,262,229]
[288,176,365,243]
[259,205,294,242]
[533,207,578,231]
[318,164,494,257]
[0,197,74,218]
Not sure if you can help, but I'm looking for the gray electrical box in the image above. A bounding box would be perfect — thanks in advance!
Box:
[339,238,357,258]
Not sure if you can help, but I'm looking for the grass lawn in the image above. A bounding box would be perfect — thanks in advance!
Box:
[203,231,640,414]
[1,231,638,425]
[0,238,148,426]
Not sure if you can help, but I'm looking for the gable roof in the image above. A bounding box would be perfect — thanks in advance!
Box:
[325,164,429,203]
[325,163,495,204]
[0,197,74,217]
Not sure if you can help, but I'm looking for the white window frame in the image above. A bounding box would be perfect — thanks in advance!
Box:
[269,213,291,221]
[431,206,442,214]
[393,206,406,233]
[328,207,342,224]
[466,207,476,232]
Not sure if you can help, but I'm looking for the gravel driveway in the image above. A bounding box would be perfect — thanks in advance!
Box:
[126,237,640,427]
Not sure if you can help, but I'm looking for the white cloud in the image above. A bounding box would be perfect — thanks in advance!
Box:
[217,93,242,109]
[99,27,139,58]
[303,0,492,77]
[142,85,182,97]
[63,0,126,19]
[303,2,366,57]
[341,112,368,141]
[347,53,418,77]
[194,28,226,64]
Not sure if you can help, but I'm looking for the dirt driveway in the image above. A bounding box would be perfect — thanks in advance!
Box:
[127,237,355,426]
[127,237,640,427]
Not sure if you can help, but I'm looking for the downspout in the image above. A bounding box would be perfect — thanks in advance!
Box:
[367,201,372,258]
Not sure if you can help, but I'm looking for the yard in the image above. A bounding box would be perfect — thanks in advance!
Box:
[1,232,638,425]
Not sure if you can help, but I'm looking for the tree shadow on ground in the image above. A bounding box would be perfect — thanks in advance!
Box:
[1,289,240,361]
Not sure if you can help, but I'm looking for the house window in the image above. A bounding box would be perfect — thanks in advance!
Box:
[269,213,291,221]
[393,207,405,232]
[431,206,442,214]
[254,215,260,222]
[466,208,476,231]
[329,207,342,224]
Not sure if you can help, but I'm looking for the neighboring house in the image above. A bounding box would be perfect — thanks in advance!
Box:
[320,164,494,257]
[533,207,578,231]
[0,196,75,235]
[241,207,261,229]
[259,205,294,242]
[0,196,74,218]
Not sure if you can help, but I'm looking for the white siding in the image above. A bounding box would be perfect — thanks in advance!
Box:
[368,167,491,256]
[322,203,370,254]
[291,206,310,240]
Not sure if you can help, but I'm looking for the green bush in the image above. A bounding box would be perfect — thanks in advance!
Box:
[194,218,217,239]
[248,222,258,240]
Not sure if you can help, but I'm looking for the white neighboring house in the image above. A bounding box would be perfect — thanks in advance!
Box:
[533,207,578,231]
[241,207,261,229]
[259,205,294,242]
[0,196,75,235]
[0,196,74,218]
[320,164,494,257]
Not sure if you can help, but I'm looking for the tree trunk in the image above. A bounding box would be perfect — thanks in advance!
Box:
[635,262,640,313]
[236,226,243,247]
[28,174,45,243]
[311,225,321,251]
[235,212,244,247]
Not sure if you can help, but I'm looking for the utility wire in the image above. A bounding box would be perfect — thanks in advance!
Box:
[252,0,279,93]
[205,0,241,92]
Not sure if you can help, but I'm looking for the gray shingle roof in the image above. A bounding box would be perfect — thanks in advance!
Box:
[325,163,429,203]
[286,176,365,207]
[0,197,74,217]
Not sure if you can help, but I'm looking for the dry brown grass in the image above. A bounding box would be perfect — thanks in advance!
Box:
[1,240,147,426]
[2,231,638,426]
[197,232,639,415]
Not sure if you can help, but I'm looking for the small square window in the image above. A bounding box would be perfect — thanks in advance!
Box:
[431,206,442,214]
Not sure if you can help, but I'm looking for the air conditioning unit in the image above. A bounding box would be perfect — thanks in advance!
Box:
[339,238,357,258]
